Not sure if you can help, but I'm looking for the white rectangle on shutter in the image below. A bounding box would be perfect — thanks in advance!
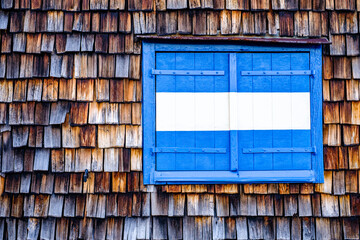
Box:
[156,92,311,131]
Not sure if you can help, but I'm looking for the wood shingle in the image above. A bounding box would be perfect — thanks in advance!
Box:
[0,1,355,239]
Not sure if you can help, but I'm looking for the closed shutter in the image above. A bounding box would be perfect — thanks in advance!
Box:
[155,52,231,171]
[237,52,313,171]
[143,42,323,184]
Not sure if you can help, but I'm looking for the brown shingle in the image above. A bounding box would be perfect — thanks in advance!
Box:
[329,35,345,56]
[110,0,125,9]
[226,0,249,10]
[335,0,355,10]
[0,3,358,239]
[10,12,24,33]
[33,55,50,77]
[333,57,351,79]
[0,11,9,30]
[279,12,294,37]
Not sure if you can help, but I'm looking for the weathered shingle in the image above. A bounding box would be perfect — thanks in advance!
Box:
[23,10,36,33]
[33,55,50,78]
[13,33,26,52]
[10,12,24,32]
[12,126,29,147]
[33,149,50,171]
[81,34,94,52]
[44,126,61,148]
[41,34,55,53]
[0,11,9,30]
[65,34,81,52]
[0,3,356,240]
[62,117,80,148]
[6,54,20,79]
[20,55,34,78]
[49,102,70,125]
[74,53,97,78]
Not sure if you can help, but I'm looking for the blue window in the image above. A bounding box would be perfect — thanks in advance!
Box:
[143,42,323,184]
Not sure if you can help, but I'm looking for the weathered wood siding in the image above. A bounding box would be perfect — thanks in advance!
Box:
[0,0,358,239]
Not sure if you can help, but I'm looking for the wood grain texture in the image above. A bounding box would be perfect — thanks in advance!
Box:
[0,2,356,239]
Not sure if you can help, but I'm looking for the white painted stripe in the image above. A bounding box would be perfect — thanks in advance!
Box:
[292,93,311,129]
[229,92,238,132]
[156,92,311,131]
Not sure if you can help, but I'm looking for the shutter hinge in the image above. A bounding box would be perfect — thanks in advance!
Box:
[243,147,316,154]
[151,69,225,76]
[151,147,227,153]
[241,70,315,76]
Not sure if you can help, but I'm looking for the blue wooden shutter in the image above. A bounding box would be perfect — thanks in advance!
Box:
[155,52,232,171]
[142,42,323,184]
[237,52,313,171]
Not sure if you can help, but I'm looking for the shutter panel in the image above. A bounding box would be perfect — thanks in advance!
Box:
[155,52,231,171]
[237,52,313,171]
[143,42,323,184]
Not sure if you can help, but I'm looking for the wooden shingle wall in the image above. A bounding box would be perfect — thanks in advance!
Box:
[0,0,358,239]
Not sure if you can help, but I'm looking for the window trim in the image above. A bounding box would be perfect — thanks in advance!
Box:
[142,41,323,185]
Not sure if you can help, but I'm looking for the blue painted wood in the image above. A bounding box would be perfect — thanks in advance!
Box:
[237,53,254,171]
[291,53,310,92]
[271,53,292,170]
[253,54,273,170]
[156,130,312,170]
[175,132,196,170]
[195,53,215,92]
[154,132,230,171]
[253,53,272,93]
[155,52,311,94]
[154,170,315,183]
[194,53,216,170]
[156,132,176,171]
[175,53,196,170]
[142,42,156,183]
[175,52,195,92]
[237,53,253,92]
[155,53,231,171]
[254,130,273,170]
[238,130,254,170]
[152,69,225,76]
[155,52,176,171]
[214,53,230,92]
[156,131,230,171]
[155,53,176,92]
[154,43,317,53]
[311,46,324,183]
[272,53,291,92]
[272,130,293,170]
[243,147,315,153]
[291,52,312,170]
[215,131,231,170]
[229,53,238,172]
[241,70,314,76]
[195,131,216,170]
[142,41,324,184]
[292,130,312,170]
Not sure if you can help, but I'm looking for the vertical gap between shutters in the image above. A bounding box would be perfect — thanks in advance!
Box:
[271,53,274,170]
[229,53,238,172]
[252,53,255,171]
[290,53,294,169]
[174,52,177,170]
[212,53,215,171]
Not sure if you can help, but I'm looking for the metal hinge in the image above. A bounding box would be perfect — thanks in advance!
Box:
[243,147,316,154]
[151,69,225,76]
[151,147,227,154]
[241,70,315,76]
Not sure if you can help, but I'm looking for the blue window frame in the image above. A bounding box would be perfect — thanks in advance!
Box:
[143,41,323,184]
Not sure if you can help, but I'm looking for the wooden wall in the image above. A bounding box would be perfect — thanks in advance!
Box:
[0,0,359,239]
